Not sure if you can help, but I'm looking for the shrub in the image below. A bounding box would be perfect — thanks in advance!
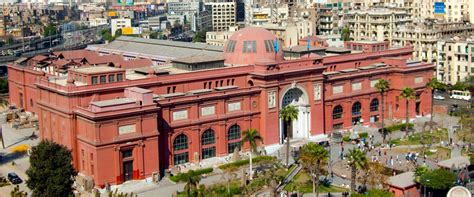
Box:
[342,136,351,142]
[169,167,213,182]
[219,155,275,171]
[385,123,414,132]
[359,132,369,139]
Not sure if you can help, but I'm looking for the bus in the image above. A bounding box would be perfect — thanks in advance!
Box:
[450,90,471,101]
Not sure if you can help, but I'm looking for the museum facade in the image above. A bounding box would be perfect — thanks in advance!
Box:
[7,27,434,187]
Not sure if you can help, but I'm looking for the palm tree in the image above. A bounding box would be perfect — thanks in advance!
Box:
[279,105,299,167]
[300,142,329,197]
[184,170,201,197]
[375,79,390,143]
[426,78,446,130]
[347,148,367,192]
[400,87,416,136]
[242,128,263,180]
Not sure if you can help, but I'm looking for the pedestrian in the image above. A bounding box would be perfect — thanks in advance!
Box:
[384,150,387,156]
[390,156,394,166]
[378,149,381,157]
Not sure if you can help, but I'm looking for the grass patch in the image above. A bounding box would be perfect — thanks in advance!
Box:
[170,167,214,182]
[390,129,448,146]
[283,169,348,194]
[385,123,414,133]
[177,180,242,197]
[219,155,275,171]
[342,132,369,142]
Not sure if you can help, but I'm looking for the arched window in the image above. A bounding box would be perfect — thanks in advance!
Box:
[352,102,362,116]
[228,125,241,140]
[227,125,241,153]
[333,105,343,119]
[173,134,189,165]
[370,99,379,112]
[201,129,216,159]
[201,129,215,145]
[173,134,188,151]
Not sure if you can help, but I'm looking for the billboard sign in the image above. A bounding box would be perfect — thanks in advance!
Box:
[118,0,134,6]
[434,2,445,14]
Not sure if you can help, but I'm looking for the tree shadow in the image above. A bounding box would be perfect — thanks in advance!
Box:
[0,152,27,165]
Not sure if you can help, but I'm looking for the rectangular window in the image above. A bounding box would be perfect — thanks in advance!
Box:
[228,102,241,112]
[227,142,241,153]
[332,123,343,130]
[370,80,378,88]
[201,106,215,116]
[471,56,474,63]
[119,124,136,135]
[122,149,133,158]
[117,74,123,81]
[100,75,106,83]
[415,76,423,84]
[109,74,115,82]
[174,152,189,165]
[332,85,343,94]
[471,47,474,53]
[91,76,98,85]
[202,147,216,159]
[352,82,361,91]
[173,110,188,121]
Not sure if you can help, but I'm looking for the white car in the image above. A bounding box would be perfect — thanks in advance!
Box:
[434,95,445,100]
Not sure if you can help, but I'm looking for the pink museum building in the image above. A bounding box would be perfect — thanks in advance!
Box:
[7,27,434,187]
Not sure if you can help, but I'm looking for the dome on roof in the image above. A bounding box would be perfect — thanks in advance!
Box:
[224,27,284,65]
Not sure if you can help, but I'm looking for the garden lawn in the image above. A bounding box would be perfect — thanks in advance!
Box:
[284,170,348,194]
[390,129,448,146]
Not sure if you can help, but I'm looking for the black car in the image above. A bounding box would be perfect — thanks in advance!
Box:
[7,172,22,184]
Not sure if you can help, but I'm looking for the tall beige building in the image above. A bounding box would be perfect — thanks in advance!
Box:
[413,0,470,22]
[392,21,474,63]
[436,36,474,84]
[205,0,236,31]
[345,8,412,42]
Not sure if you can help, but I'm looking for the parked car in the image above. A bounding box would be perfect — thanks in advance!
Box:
[434,95,445,100]
[7,172,22,184]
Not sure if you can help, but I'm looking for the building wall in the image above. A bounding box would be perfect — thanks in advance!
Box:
[7,65,42,113]
[436,40,474,85]
[389,186,420,197]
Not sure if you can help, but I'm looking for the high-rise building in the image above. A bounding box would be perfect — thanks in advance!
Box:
[205,0,236,31]
[436,36,474,84]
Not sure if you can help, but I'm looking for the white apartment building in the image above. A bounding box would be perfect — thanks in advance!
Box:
[393,21,474,63]
[111,18,132,36]
[412,0,470,22]
[436,36,474,85]
[345,8,412,42]
[205,0,236,31]
[206,26,238,46]
[89,18,108,27]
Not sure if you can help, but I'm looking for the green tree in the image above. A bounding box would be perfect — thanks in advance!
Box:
[400,87,416,136]
[299,142,329,196]
[279,105,299,166]
[115,29,122,37]
[347,148,367,192]
[419,169,456,190]
[375,79,390,142]
[242,128,263,180]
[426,78,447,129]
[183,170,201,197]
[6,35,14,45]
[0,78,9,94]
[26,140,77,197]
[351,189,394,197]
[149,31,159,39]
[43,24,57,37]
[451,81,467,91]
[414,166,430,183]
[100,29,114,42]
[193,30,207,43]
[341,26,351,41]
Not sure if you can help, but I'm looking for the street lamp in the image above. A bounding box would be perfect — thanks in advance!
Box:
[423,179,430,197]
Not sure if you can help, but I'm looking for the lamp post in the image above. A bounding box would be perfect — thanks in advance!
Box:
[423,179,430,197]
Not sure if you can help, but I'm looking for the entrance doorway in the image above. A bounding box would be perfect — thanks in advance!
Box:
[280,87,310,144]
[123,161,133,182]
